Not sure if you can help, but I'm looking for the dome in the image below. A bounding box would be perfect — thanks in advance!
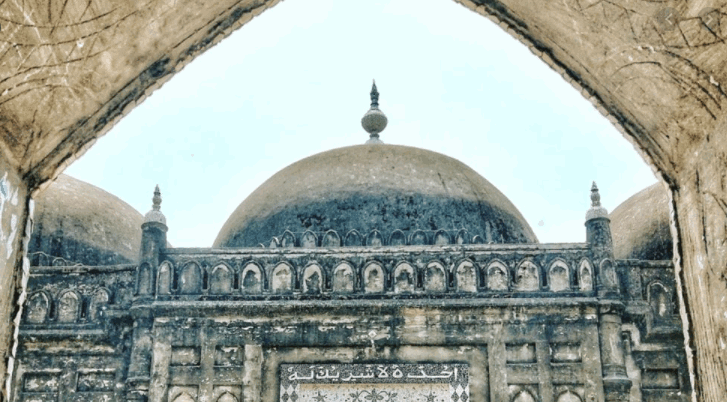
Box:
[610,183,672,260]
[29,174,144,266]
[214,144,538,248]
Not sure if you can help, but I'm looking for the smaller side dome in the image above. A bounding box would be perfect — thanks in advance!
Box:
[29,175,144,266]
[610,183,672,260]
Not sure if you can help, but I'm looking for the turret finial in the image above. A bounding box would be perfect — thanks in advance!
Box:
[590,181,601,207]
[361,80,387,144]
[586,181,608,220]
[144,184,167,225]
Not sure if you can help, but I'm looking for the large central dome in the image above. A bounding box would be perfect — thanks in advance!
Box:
[214,144,537,248]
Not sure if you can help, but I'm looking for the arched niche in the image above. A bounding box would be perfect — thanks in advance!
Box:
[332,262,355,293]
[600,259,618,289]
[548,260,570,292]
[393,262,415,293]
[513,390,536,402]
[433,230,450,245]
[25,292,50,324]
[472,235,485,244]
[271,263,294,293]
[578,260,593,292]
[363,263,385,293]
[322,230,341,247]
[157,261,173,295]
[389,230,406,246]
[424,261,447,293]
[455,229,470,245]
[241,263,262,294]
[281,230,296,248]
[366,230,384,247]
[302,264,323,294]
[648,281,672,318]
[301,230,317,248]
[410,230,428,245]
[268,237,280,248]
[57,291,81,323]
[344,230,363,247]
[216,392,237,402]
[172,393,195,402]
[455,260,477,293]
[556,391,582,402]
[486,261,509,291]
[137,262,153,295]
[179,262,203,294]
[209,264,233,294]
[516,260,540,291]
[88,288,110,321]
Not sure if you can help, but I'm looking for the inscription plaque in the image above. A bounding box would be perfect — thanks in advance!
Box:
[280,363,469,402]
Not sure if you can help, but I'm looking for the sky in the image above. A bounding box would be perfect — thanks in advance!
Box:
[65,0,659,247]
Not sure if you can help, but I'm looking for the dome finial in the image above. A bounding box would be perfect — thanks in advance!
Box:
[361,79,387,144]
[144,184,167,225]
[370,80,379,108]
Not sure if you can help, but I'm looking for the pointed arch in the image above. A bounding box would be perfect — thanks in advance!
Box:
[302,264,323,294]
[344,230,363,247]
[393,262,415,293]
[88,288,111,321]
[600,258,618,289]
[512,390,536,402]
[57,290,81,323]
[366,230,384,246]
[486,260,509,291]
[548,260,570,292]
[268,237,280,248]
[137,262,154,296]
[216,392,238,402]
[322,230,341,247]
[472,235,485,244]
[515,260,540,291]
[424,261,447,292]
[209,263,233,294]
[300,230,318,248]
[648,281,672,318]
[410,230,428,245]
[455,259,477,293]
[433,230,450,245]
[363,262,385,293]
[455,229,470,245]
[281,230,296,248]
[388,229,406,246]
[271,262,294,293]
[25,291,50,324]
[578,259,593,292]
[179,261,203,294]
[332,262,355,293]
[172,392,195,402]
[241,262,262,294]
[556,391,582,402]
[157,261,173,295]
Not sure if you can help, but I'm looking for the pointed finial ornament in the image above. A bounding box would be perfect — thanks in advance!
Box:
[144,184,167,225]
[586,181,608,220]
[361,80,387,144]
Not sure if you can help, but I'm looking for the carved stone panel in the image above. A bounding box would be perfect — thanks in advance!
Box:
[280,363,469,402]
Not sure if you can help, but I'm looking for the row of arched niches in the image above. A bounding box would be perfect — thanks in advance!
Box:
[137,256,613,297]
[23,288,111,325]
[259,228,516,248]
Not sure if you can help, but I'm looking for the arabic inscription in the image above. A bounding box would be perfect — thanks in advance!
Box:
[280,363,469,402]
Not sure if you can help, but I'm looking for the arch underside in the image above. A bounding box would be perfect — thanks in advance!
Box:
[1,0,726,400]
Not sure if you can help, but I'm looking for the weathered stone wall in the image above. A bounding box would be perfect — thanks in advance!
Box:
[0,159,30,401]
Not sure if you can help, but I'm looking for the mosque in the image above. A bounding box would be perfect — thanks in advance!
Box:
[12,85,688,402]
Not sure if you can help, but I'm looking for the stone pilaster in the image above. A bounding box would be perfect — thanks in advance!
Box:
[599,304,631,402]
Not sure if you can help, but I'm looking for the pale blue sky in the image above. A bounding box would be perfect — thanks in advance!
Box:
[66,0,658,247]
